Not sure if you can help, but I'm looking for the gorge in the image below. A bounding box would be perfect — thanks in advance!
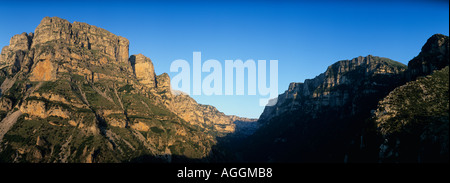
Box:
[0,17,448,163]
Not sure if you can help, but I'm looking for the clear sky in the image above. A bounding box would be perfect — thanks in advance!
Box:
[0,0,448,118]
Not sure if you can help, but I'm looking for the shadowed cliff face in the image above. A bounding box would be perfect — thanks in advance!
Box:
[373,34,449,163]
[240,34,448,163]
[248,55,407,163]
[0,16,247,163]
[259,55,407,125]
[31,16,130,64]
[129,54,156,88]
[376,66,449,163]
[0,17,446,163]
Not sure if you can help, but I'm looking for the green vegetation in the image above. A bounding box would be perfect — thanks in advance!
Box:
[0,17,236,163]
[118,84,134,93]
[377,66,449,135]
[384,59,407,69]
[150,126,164,134]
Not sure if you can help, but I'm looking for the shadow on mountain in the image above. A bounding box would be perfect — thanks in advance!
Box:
[126,120,259,163]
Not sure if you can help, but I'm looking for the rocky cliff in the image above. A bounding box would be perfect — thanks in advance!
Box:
[240,34,448,163]
[129,54,156,88]
[375,34,449,163]
[406,34,449,81]
[259,55,406,124]
[0,17,241,163]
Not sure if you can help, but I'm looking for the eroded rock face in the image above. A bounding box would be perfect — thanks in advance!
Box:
[1,16,131,83]
[156,73,170,90]
[244,34,449,163]
[131,121,150,132]
[259,55,407,123]
[0,32,34,74]
[29,59,56,81]
[129,54,156,88]
[32,17,129,64]
[19,100,70,119]
[0,97,13,111]
[171,93,236,133]
[406,34,449,81]
[8,32,32,52]
[0,16,250,163]
[243,55,410,163]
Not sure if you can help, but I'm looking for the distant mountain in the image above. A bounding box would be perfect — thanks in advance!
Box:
[239,34,448,163]
[259,55,406,124]
[0,17,249,163]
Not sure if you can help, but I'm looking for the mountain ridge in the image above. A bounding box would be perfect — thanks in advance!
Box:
[0,16,250,163]
[240,34,448,163]
[0,17,447,163]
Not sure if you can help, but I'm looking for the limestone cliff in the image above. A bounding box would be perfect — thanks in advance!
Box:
[0,17,242,163]
[31,16,130,64]
[406,34,449,81]
[375,34,449,163]
[170,93,236,134]
[259,55,406,124]
[240,34,448,163]
[129,54,156,88]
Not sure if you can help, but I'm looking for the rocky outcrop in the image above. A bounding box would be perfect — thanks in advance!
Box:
[0,32,33,63]
[374,34,449,163]
[0,97,13,111]
[240,55,409,162]
[129,54,156,88]
[0,17,129,77]
[32,17,129,64]
[19,100,70,119]
[0,32,34,74]
[376,66,449,163]
[241,34,449,163]
[156,73,171,90]
[29,59,57,81]
[259,73,325,123]
[406,34,449,81]
[259,55,406,124]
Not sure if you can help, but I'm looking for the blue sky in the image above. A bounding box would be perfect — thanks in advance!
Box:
[0,0,448,118]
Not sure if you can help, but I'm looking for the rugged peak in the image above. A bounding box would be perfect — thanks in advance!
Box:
[129,54,153,65]
[129,54,156,88]
[32,16,71,47]
[0,32,34,73]
[328,55,405,75]
[322,55,405,85]
[32,16,130,64]
[288,82,302,91]
[0,17,247,163]
[37,16,70,28]
[258,55,406,123]
[407,34,449,81]
[156,73,171,90]
[421,34,448,53]
[8,32,33,51]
